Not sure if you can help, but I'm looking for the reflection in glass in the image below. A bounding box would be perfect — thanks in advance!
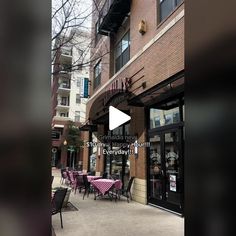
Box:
[150,106,180,129]
[149,134,163,200]
[165,131,180,205]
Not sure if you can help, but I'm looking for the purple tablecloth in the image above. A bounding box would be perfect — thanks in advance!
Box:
[91,179,122,195]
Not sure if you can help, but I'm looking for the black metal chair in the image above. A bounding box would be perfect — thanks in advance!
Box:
[102,172,108,179]
[51,188,67,228]
[122,177,135,203]
[75,175,84,194]
[82,175,90,200]
[60,168,67,184]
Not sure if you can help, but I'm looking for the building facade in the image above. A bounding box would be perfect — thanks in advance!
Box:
[82,0,184,215]
[51,30,90,169]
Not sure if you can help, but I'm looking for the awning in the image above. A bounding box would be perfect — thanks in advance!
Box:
[79,123,97,132]
[53,124,64,128]
[128,70,184,107]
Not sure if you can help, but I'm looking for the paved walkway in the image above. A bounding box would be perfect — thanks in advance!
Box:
[52,169,184,236]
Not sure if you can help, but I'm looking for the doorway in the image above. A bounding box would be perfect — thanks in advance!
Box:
[148,126,184,214]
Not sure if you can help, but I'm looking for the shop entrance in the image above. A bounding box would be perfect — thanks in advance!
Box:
[147,96,184,214]
[148,126,184,214]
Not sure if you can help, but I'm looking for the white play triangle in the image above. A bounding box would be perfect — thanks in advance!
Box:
[109,106,131,131]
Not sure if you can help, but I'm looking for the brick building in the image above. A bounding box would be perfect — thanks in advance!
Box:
[81,0,184,215]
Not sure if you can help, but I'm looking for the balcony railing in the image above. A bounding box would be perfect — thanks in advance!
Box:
[98,0,131,35]
[59,102,69,106]
[58,83,71,89]
[61,48,72,56]
[59,64,72,73]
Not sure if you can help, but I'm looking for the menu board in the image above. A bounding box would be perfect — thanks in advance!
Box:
[169,174,177,192]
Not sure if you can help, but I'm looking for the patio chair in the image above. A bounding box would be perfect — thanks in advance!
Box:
[60,168,67,184]
[75,175,84,194]
[51,188,67,228]
[82,175,90,200]
[66,171,76,189]
[122,177,135,203]
[102,172,108,179]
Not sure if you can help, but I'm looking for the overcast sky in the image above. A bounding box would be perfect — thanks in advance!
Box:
[52,0,93,36]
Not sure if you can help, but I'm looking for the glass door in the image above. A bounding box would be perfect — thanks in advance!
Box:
[148,127,183,214]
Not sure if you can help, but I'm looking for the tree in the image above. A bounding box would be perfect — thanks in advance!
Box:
[61,121,84,168]
[51,0,110,76]
[66,121,83,149]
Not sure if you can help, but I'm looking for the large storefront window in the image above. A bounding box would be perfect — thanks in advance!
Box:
[104,123,130,189]
[89,132,98,174]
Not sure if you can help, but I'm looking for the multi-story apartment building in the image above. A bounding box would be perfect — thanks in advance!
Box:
[51,30,90,169]
[82,0,184,215]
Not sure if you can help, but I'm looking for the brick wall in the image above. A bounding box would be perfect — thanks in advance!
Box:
[87,3,184,115]
[83,1,185,204]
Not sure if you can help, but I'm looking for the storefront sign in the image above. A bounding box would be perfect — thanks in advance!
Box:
[103,77,130,106]
[169,174,177,192]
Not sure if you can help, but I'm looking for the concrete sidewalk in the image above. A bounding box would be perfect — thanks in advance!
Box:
[52,169,184,236]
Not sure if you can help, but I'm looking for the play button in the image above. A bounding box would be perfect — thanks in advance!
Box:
[109,106,131,131]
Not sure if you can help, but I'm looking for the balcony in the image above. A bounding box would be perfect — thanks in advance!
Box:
[61,47,72,56]
[59,49,72,64]
[56,97,70,110]
[57,82,71,94]
[98,0,131,35]
[58,64,72,74]
[52,115,71,122]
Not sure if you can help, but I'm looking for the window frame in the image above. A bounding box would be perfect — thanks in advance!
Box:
[95,21,101,45]
[159,0,183,22]
[76,94,81,104]
[93,60,102,90]
[74,111,80,122]
[114,30,130,73]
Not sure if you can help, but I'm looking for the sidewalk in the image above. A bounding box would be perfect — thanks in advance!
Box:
[52,169,184,236]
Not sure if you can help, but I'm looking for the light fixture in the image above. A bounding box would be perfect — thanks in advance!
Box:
[138,20,147,35]
[63,140,67,145]
[134,140,138,158]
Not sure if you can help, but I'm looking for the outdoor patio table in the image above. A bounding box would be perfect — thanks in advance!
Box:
[87,175,102,182]
[91,179,122,198]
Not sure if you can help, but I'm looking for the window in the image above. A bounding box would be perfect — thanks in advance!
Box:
[61,97,69,106]
[60,112,68,117]
[150,106,180,128]
[62,80,69,88]
[77,78,81,87]
[94,60,101,89]
[61,64,71,72]
[76,94,81,104]
[159,0,183,22]
[74,111,80,122]
[115,31,130,73]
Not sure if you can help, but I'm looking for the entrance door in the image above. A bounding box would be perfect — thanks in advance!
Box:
[148,127,184,214]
